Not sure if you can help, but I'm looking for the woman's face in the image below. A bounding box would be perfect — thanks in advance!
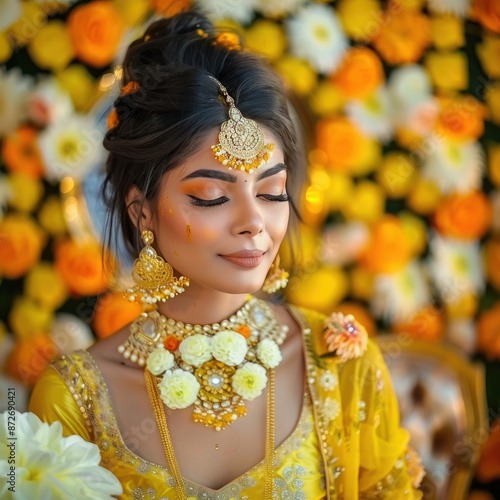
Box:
[145,126,289,295]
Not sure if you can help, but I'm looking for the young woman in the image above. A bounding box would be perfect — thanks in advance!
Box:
[29,10,424,499]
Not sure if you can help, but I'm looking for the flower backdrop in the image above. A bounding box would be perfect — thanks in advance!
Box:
[0,0,499,496]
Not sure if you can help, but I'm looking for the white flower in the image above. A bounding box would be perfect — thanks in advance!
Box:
[158,369,200,409]
[446,319,476,354]
[211,330,248,366]
[345,86,394,143]
[320,222,369,266]
[146,347,175,375]
[179,334,212,367]
[286,3,348,74]
[0,0,22,33]
[195,0,256,24]
[256,339,282,369]
[232,362,267,400]
[0,67,35,138]
[254,0,307,18]
[50,313,94,354]
[322,397,340,423]
[421,137,484,194]
[319,370,338,391]
[428,233,484,302]
[428,0,471,17]
[28,76,74,126]
[37,112,106,183]
[371,260,432,323]
[0,411,122,499]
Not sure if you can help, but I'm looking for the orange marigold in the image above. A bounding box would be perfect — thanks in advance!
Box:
[471,0,500,34]
[392,305,445,343]
[434,96,485,141]
[164,335,180,352]
[476,420,500,483]
[237,325,251,338]
[371,10,431,64]
[2,126,44,179]
[331,47,384,99]
[149,0,192,16]
[67,1,124,67]
[477,303,500,359]
[485,238,500,291]
[107,108,119,129]
[433,191,492,240]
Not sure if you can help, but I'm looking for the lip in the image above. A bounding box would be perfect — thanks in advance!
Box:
[219,249,266,268]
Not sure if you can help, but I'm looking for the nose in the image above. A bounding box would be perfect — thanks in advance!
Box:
[231,192,264,237]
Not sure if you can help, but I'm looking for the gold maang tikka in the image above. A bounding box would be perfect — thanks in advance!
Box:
[209,75,275,173]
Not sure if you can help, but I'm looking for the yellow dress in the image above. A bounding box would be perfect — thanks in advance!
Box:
[29,304,424,499]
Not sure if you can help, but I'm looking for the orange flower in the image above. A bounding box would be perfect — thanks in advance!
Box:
[392,305,445,343]
[67,1,124,67]
[359,215,411,274]
[335,302,376,337]
[92,291,142,339]
[471,0,500,34]
[2,126,44,179]
[215,32,241,50]
[107,108,119,129]
[237,325,251,338]
[476,420,500,483]
[477,303,500,359]
[433,191,492,240]
[316,116,367,172]
[434,96,485,141]
[372,10,430,64]
[120,81,140,96]
[331,47,384,99]
[149,0,192,16]
[323,312,368,362]
[0,214,46,279]
[164,335,180,352]
[485,238,500,291]
[54,238,112,296]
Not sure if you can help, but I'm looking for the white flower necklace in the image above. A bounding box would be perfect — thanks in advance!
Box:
[145,295,289,431]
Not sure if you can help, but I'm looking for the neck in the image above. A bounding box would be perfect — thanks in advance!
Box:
[156,283,250,325]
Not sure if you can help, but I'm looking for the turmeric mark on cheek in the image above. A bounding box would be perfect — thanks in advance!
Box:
[173,251,178,256]
[186,223,192,242]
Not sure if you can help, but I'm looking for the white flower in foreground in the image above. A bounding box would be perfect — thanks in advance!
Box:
[146,347,175,375]
[345,86,394,142]
[195,0,256,24]
[158,369,200,409]
[232,362,267,400]
[0,411,122,499]
[179,334,212,367]
[428,233,484,302]
[212,330,248,366]
[371,260,431,323]
[37,112,105,183]
[286,3,348,74]
[428,0,471,17]
[0,67,35,138]
[421,137,484,194]
[256,339,282,369]
[255,0,306,18]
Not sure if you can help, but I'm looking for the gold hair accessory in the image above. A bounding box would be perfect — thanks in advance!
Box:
[123,229,190,306]
[209,76,274,173]
[262,255,289,294]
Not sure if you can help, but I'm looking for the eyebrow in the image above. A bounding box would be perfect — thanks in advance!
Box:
[181,163,287,182]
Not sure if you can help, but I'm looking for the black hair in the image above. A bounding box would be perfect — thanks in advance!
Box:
[101,9,305,274]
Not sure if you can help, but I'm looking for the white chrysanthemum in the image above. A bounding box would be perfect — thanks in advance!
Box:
[28,76,74,126]
[428,0,471,17]
[37,112,106,183]
[158,369,200,409]
[446,319,476,354]
[51,313,94,354]
[286,3,348,74]
[428,233,484,301]
[319,370,338,391]
[371,260,431,323]
[232,362,267,400]
[421,137,484,194]
[147,347,175,375]
[211,330,248,366]
[0,411,122,499]
[345,86,394,142]
[254,0,306,18]
[0,0,22,32]
[195,0,256,24]
[256,339,282,369]
[179,334,212,367]
[0,67,35,138]
[322,397,340,422]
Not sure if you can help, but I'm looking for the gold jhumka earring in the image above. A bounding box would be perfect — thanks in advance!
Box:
[262,255,289,294]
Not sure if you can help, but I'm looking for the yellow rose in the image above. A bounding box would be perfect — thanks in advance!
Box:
[485,85,500,126]
[0,31,13,64]
[350,137,382,176]
[245,20,286,62]
[308,81,345,116]
[25,262,68,311]
[28,21,75,71]
[407,177,442,215]
[376,152,417,198]
[7,173,44,212]
[400,211,427,257]
[275,55,317,96]
[113,0,150,26]
[424,51,468,91]
[38,195,68,236]
[336,0,382,42]
[489,143,500,188]
[9,296,54,339]
[430,14,464,50]
[350,266,374,301]
[477,35,500,79]
[56,64,98,112]
[342,180,385,224]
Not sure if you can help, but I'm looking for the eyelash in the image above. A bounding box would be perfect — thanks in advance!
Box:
[188,193,289,207]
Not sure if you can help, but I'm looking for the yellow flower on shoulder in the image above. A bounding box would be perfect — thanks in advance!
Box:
[477,35,500,79]
[485,85,500,126]
[424,51,468,91]
[323,312,368,362]
[245,20,286,62]
[275,55,317,96]
[336,0,382,42]
[430,14,464,50]
[25,262,68,311]
[7,173,44,212]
